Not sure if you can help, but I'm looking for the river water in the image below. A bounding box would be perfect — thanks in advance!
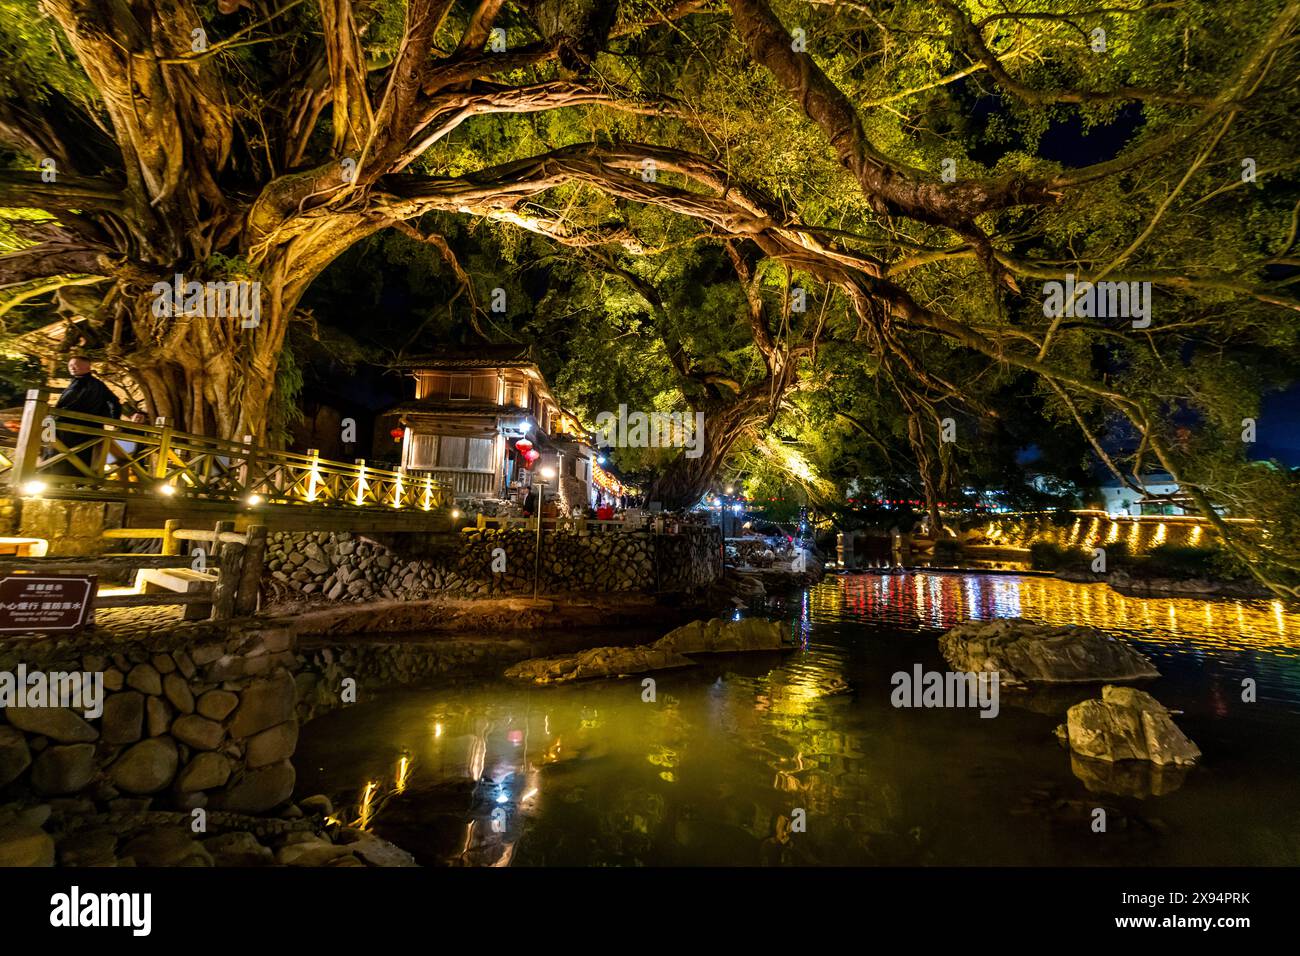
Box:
[295,572,1300,866]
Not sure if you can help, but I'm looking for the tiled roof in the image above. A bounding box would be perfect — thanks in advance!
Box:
[388,345,536,370]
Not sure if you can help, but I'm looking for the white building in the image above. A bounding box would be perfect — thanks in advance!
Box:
[1097,472,1186,516]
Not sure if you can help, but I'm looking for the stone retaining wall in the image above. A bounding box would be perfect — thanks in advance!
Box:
[0,625,299,815]
[264,526,722,601]
[963,513,1211,552]
[294,638,535,725]
[2,496,125,557]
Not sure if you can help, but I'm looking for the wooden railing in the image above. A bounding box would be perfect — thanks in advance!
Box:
[0,388,452,513]
[409,468,497,498]
[0,521,267,622]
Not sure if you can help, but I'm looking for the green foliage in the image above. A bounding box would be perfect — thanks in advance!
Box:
[1,0,1297,582]
[1029,540,1075,571]
[1131,543,1249,581]
[0,350,41,406]
[933,537,964,563]
[0,1,95,106]
[267,343,305,449]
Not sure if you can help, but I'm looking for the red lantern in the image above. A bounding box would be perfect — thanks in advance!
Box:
[389,426,404,443]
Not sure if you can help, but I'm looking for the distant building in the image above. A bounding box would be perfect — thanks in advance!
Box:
[1096,471,1189,516]
[376,347,601,509]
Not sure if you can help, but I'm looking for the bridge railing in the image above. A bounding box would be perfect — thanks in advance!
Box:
[0,522,266,621]
[0,388,453,512]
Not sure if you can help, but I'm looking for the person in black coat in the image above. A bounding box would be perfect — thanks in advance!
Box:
[49,356,122,476]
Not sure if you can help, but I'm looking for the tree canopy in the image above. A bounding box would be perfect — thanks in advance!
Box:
[1,0,1298,591]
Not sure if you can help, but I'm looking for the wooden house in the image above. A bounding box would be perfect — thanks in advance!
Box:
[377,347,599,508]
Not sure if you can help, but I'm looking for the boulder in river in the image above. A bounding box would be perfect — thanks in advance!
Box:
[1055,685,1201,768]
[656,617,785,654]
[505,617,786,684]
[938,619,1159,688]
[504,644,693,685]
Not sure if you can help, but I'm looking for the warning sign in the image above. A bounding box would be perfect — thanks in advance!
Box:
[0,574,96,633]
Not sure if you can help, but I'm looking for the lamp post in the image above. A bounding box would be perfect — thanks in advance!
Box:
[533,465,556,600]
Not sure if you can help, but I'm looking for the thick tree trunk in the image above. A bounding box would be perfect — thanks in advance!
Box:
[113,267,301,442]
[645,398,768,509]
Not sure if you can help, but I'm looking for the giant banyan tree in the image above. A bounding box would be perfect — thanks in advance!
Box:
[1,0,1299,589]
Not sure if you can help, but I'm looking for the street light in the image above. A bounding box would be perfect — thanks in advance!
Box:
[720,485,736,538]
[533,465,557,600]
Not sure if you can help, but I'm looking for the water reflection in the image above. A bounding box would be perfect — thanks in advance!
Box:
[296,573,1300,867]
[1069,753,1191,798]
[827,572,1296,659]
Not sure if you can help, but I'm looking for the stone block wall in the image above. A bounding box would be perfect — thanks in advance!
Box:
[0,625,300,815]
[264,526,723,601]
[17,498,125,557]
[963,514,1211,552]
[294,638,533,724]
[0,496,17,536]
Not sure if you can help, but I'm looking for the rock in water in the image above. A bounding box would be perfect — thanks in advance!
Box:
[504,644,694,684]
[1057,685,1201,767]
[655,617,785,654]
[938,619,1158,687]
[505,617,786,684]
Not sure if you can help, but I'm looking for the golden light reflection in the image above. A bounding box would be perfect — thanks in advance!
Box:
[357,780,379,829]
[395,754,411,793]
[830,573,1299,656]
[468,735,486,782]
